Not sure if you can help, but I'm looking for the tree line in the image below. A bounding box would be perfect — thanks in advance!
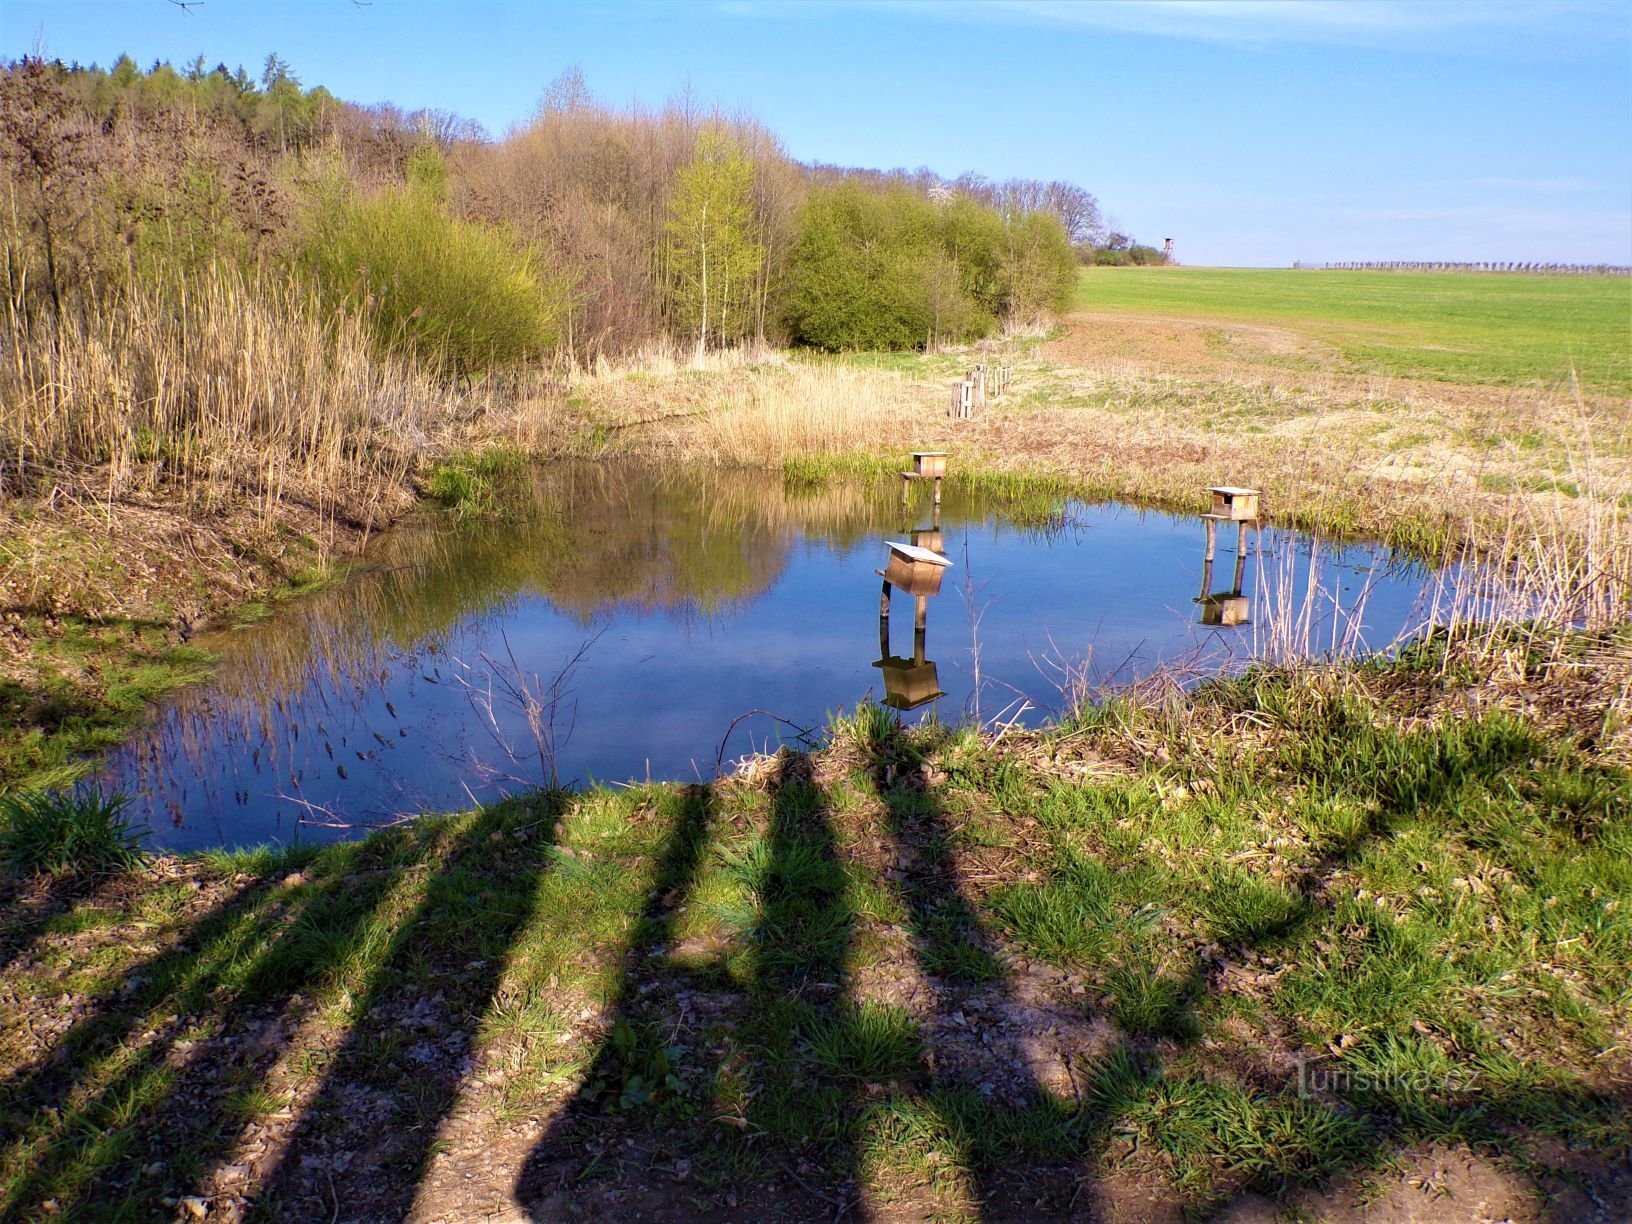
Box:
[0,55,1147,370]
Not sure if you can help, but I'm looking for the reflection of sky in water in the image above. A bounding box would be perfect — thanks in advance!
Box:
[97,464,1439,851]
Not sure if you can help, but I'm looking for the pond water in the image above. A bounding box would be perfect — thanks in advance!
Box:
[99,461,1443,851]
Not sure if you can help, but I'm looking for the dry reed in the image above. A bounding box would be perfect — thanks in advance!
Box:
[1,262,443,527]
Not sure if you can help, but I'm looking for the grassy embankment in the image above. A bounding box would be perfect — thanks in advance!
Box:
[2,631,1628,1219]
[3,268,1629,1218]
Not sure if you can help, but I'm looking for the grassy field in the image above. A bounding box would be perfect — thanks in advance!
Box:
[2,631,1628,1221]
[1075,267,1632,395]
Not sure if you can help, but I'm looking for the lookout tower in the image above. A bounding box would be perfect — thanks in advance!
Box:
[1163,238,1175,264]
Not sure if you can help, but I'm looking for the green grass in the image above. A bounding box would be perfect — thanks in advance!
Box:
[0,633,1626,1219]
[1075,266,1631,394]
[0,789,147,877]
[0,617,216,794]
[421,444,533,516]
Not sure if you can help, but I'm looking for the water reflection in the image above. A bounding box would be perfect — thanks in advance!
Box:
[96,461,1443,850]
[873,495,953,711]
[1197,544,1252,627]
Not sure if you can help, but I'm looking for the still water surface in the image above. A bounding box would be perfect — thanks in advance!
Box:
[100,461,1441,850]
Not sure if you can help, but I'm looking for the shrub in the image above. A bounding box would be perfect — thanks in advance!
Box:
[782,183,994,351]
[299,148,565,375]
[1001,210,1077,320]
[0,789,147,877]
[782,181,1075,350]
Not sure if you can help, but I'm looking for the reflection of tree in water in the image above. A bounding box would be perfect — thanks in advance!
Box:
[143,462,1013,715]
[101,462,1015,833]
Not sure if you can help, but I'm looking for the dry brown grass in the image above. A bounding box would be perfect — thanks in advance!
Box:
[576,355,930,464]
[0,262,572,623]
[2,263,437,525]
[572,328,1629,562]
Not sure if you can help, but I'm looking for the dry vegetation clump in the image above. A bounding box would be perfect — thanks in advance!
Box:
[573,354,933,465]
[0,264,559,624]
[1,264,433,524]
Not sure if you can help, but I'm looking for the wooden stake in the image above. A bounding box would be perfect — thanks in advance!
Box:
[879,578,892,657]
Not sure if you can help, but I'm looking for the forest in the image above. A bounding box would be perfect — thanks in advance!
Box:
[0,55,1112,369]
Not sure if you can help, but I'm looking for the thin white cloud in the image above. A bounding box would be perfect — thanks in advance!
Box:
[719,0,1622,50]
[1458,176,1600,194]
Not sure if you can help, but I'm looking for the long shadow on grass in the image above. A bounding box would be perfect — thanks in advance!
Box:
[867,728,1088,1219]
[246,795,564,1221]
[733,751,865,1215]
[0,868,133,979]
[514,755,869,1219]
[0,831,429,1219]
[0,798,562,1220]
[1053,694,1632,1217]
[512,782,719,1211]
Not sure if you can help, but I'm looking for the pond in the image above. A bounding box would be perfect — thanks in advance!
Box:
[98,461,1444,850]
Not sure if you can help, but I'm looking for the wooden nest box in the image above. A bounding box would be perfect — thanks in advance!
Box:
[909,452,949,479]
[1205,486,1261,522]
[1200,594,1251,627]
[874,657,944,710]
[880,540,952,597]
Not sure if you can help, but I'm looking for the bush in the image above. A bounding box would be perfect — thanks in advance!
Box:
[781,183,995,351]
[1001,210,1077,320]
[0,789,147,877]
[299,148,565,375]
[782,181,1077,350]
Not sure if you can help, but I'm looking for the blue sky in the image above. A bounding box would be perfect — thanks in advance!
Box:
[5,0,1629,266]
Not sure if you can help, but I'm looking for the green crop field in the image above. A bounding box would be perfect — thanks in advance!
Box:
[1075,267,1631,395]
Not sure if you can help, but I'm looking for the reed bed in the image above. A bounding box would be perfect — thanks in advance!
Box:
[2,265,437,525]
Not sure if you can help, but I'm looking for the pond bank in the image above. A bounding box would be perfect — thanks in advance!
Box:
[3,627,1628,1219]
[5,324,1627,798]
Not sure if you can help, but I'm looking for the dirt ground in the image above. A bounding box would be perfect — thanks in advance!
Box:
[1040,310,1618,414]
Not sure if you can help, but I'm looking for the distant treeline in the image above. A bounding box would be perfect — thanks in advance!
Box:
[0,54,1160,363]
[1297,261,1631,277]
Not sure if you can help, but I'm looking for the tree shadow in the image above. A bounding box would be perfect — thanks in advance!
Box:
[0,867,134,979]
[0,860,335,1215]
[0,798,560,1221]
[514,754,869,1220]
[867,727,1082,1216]
[246,794,565,1220]
[513,781,718,1212]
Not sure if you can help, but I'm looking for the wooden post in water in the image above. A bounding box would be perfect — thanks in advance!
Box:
[879,577,893,658]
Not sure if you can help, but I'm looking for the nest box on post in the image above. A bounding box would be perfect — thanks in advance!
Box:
[910,452,949,479]
[1205,486,1260,522]
[879,540,952,598]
